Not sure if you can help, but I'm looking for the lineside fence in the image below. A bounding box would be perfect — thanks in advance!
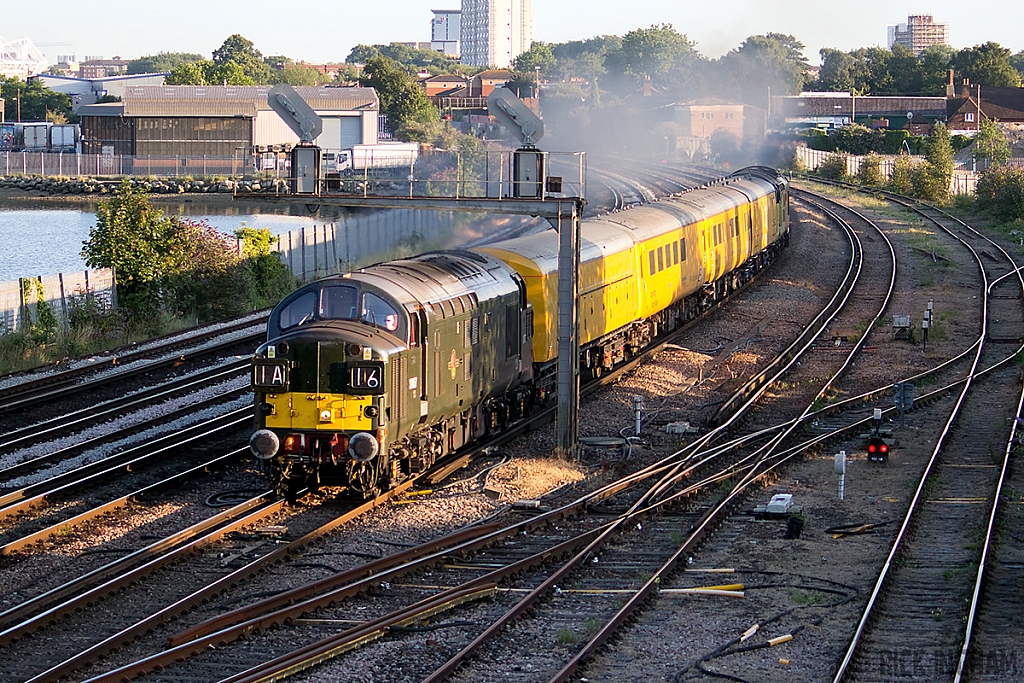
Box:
[0,151,260,178]
[272,209,473,282]
[0,269,116,336]
[794,146,1013,195]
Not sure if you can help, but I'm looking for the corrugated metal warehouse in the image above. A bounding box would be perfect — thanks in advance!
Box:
[78,85,379,157]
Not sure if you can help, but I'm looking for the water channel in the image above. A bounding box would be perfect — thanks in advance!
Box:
[0,195,354,282]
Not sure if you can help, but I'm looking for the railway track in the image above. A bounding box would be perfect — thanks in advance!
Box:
[46,186,859,683]
[821,186,1024,683]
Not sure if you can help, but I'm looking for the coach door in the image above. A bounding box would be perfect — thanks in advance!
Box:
[414,308,429,421]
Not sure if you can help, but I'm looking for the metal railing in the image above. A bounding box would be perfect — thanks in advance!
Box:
[313,149,586,201]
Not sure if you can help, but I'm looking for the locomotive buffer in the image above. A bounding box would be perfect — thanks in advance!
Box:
[261,87,585,459]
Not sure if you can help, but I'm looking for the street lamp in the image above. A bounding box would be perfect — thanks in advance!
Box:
[534,66,540,99]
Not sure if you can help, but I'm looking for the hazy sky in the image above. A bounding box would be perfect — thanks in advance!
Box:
[4,1,1022,67]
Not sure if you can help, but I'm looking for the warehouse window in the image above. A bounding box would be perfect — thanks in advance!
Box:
[649,251,656,275]
[680,238,687,261]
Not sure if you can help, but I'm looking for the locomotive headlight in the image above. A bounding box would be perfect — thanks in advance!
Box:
[319,409,333,423]
[348,432,379,462]
[249,429,280,459]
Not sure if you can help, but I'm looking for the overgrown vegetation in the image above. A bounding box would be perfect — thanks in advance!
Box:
[0,183,297,374]
[81,181,296,331]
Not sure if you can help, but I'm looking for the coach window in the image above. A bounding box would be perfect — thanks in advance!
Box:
[680,238,687,261]
[657,247,664,271]
[672,241,679,264]
[362,292,401,333]
[649,251,656,275]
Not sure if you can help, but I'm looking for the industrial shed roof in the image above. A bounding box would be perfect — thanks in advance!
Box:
[113,85,378,117]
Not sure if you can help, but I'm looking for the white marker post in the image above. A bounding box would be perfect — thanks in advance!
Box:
[835,450,847,501]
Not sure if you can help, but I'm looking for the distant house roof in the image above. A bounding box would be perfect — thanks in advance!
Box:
[947,87,1024,122]
[424,74,467,84]
[98,85,379,117]
[474,70,514,81]
[774,94,947,118]
[672,97,753,108]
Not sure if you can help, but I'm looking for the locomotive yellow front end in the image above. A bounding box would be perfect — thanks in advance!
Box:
[249,279,410,500]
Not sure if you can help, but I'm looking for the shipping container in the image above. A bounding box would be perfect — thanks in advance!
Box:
[49,124,80,151]
[22,123,52,151]
[0,124,21,150]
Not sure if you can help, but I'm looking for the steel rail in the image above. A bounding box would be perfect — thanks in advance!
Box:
[828,188,1000,682]
[0,359,248,454]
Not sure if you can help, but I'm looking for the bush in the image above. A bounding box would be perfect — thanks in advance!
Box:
[856,153,885,187]
[882,129,910,155]
[976,166,1024,221]
[816,152,849,180]
[889,154,915,195]
[830,124,883,156]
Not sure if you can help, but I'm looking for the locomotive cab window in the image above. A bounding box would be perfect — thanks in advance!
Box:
[278,291,318,330]
[320,284,358,320]
[362,293,400,332]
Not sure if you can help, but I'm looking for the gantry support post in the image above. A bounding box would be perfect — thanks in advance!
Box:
[554,201,581,459]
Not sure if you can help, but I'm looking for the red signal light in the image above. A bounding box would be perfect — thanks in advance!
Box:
[867,437,889,462]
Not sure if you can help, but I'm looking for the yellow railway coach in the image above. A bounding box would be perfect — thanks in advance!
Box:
[477,166,789,386]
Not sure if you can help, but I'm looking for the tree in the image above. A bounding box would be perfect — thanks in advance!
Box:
[974,118,1011,168]
[914,123,954,202]
[953,42,1021,88]
[272,62,323,86]
[918,44,955,95]
[605,24,700,88]
[165,61,208,85]
[815,48,868,93]
[81,180,180,312]
[359,56,437,136]
[887,43,922,95]
[346,43,463,75]
[1013,50,1024,79]
[212,34,272,84]
[0,77,72,122]
[976,166,1024,221]
[128,52,204,75]
[889,153,915,195]
[856,153,885,187]
[165,60,254,85]
[714,33,809,105]
[513,42,557,77]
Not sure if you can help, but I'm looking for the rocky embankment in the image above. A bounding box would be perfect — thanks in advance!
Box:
[0,175,290,196]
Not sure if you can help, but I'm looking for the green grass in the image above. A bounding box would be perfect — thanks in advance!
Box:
[556,628,580,645]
